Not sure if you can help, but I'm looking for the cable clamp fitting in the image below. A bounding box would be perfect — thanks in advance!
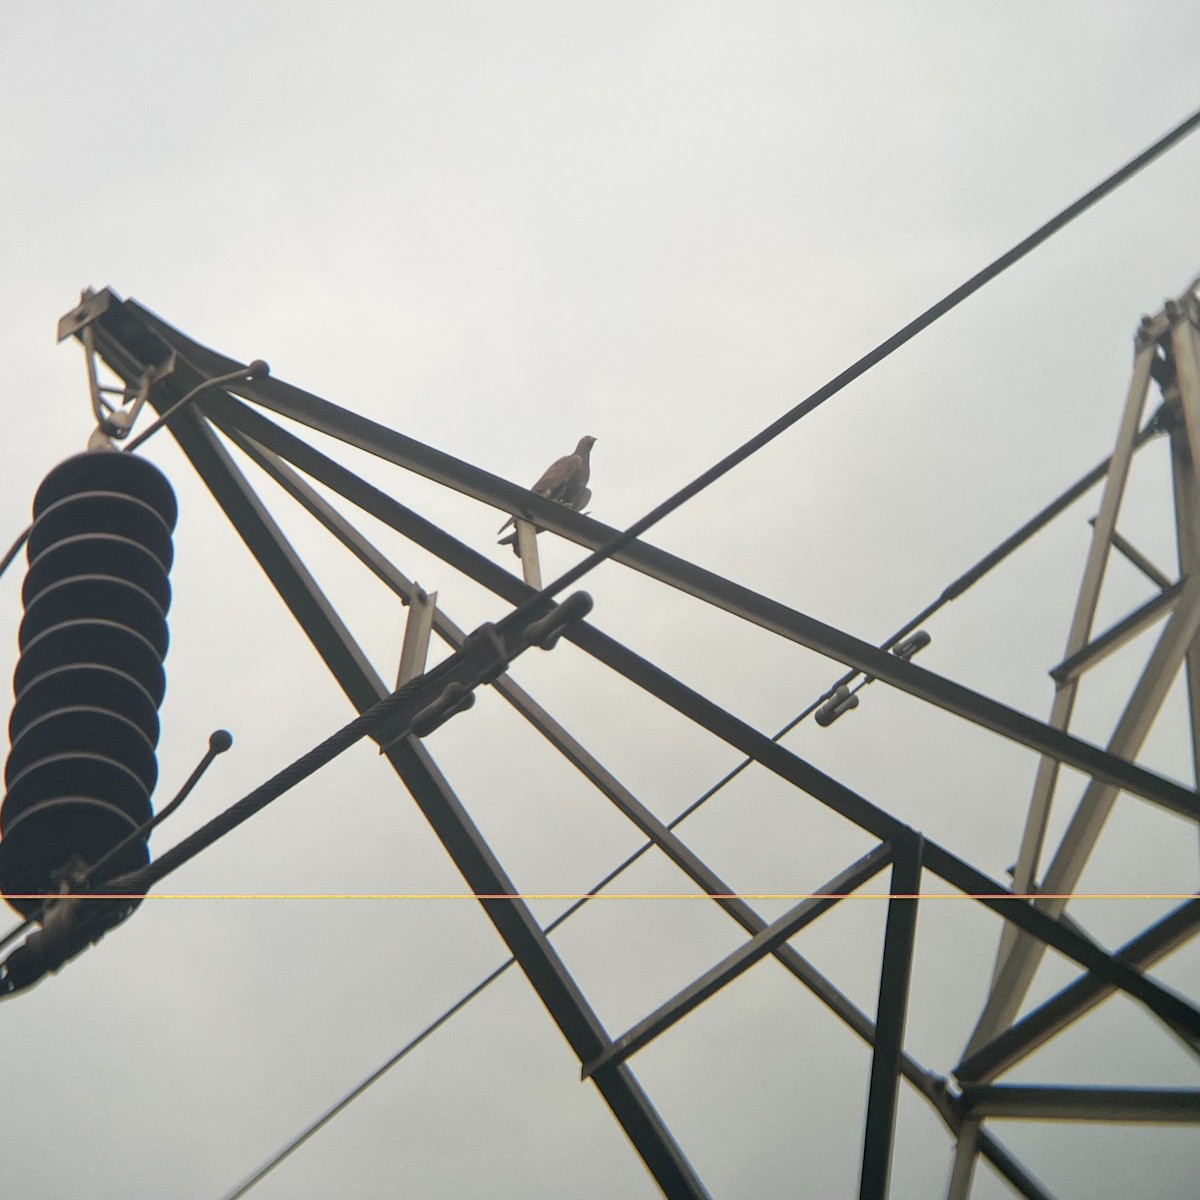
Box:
[0,893,134,997]
[375,592,594,750]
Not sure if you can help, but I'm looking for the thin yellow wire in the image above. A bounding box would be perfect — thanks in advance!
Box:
[10,891,1196,901]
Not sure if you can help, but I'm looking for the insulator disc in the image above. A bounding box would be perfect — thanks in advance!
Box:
[2,452,175,915]
[6,707,157,792]
[0,798,148,917]
[10,664,160,750]
[33,450,178,531]
[28,492,173,571]
[24,534,171,613]
[2,752,151,831]
[19,576,168,657]
[14,619,165,707]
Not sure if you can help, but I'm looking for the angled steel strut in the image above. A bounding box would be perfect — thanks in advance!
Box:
[58,288,1200,1200]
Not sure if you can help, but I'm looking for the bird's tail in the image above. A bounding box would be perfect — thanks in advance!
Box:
[497,515,516,534]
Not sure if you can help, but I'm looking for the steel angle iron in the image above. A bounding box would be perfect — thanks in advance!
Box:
[0,448,176,938]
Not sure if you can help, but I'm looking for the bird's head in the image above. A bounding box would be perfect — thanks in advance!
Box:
[576,435,597,455]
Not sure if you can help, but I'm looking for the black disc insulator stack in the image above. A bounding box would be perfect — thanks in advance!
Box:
[0,452,176,916]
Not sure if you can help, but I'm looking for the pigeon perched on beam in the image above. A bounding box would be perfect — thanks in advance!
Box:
[498,435,596,552]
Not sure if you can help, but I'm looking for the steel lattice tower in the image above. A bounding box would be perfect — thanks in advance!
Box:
[8,283,1198,1198]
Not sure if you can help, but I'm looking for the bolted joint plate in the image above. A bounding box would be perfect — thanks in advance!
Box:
[56,289,113,343]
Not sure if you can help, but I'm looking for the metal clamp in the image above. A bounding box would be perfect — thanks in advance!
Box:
[0,893,134,995]
[374,592,594,750]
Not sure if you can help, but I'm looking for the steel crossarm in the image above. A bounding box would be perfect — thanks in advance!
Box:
[132,384,1199,1050]
[921,845,1200,1050]
[115,373,710,1200]
[191,395,1200,1052]
[193,385,1200,823]
[80,318,965,1189]
[76,294,1194,1200]
[381,736,711,1198]
[106,294,1200,825]
[212,432,1063,1200]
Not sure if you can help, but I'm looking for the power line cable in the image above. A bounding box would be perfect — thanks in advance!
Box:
[109,680,424,895]
[4,100,1193,1184]
[0,526,29,583]
[88,591,592,901]
[498,105,1200,634]
[0,267,1171,948]
[213,422,1159,1198]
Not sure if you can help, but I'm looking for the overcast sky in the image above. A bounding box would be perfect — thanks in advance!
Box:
[1,3,1199,1198]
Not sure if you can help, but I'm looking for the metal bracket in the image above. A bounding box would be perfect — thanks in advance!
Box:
[78,319,178,447]
[396,587,437,686]
[1136,308,1173,349]
[515,519,543,589]
[0,893,134,996]
[56,288,113,343]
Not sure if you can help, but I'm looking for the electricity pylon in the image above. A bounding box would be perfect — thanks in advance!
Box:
[31,283,1198,1200]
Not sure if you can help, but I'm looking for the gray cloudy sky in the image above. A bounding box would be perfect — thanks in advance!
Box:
[2,3,1199,1198]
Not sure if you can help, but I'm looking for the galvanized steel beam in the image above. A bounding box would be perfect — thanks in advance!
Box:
[860,837,923,1200]
[956,898,1200,1084]
[104,294,1200,825]
[219,430,969,1132]
[922,844,1200,1050]
[971,1131,1060,1200]
[1104,527,1174,590]
[581,843,895,1079]
[380,736,712,1199]
[944,1119,982,1200]
[966,564,1200,1057]
[993,339,1157,977]
[72,293,1190,1200]
[99,356,710,1200]
[959,1084,1200,1123]
[190,394,1200,1048]
[1049,581,1182,684]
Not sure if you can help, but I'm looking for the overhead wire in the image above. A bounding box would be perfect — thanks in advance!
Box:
[0,100,1194,1194]
[107,678,425,896]
[498,105,1200,633]
[0,526,29,583]
[2,401,1159,959]
[213,416,1164,1198]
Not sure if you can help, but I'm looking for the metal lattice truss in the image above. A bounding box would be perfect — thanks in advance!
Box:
[61,286,1200,1200]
